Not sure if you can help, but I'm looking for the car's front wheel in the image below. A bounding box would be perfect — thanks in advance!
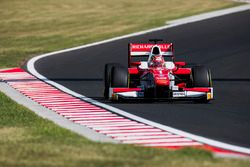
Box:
[192,66,212,87]
[111,65,128,88]
[191,66,212,103]
[104,63,128,100]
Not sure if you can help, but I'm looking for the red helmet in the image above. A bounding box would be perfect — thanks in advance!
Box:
[149,55,165,67]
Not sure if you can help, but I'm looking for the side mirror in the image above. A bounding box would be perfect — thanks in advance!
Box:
[175,61,186,67]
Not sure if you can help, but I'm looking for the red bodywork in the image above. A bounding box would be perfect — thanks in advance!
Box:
[128,43,191,88]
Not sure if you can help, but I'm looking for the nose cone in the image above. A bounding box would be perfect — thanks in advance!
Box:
[153,69,170,86]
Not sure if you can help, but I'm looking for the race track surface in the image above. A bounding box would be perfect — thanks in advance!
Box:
[34,10,250,148]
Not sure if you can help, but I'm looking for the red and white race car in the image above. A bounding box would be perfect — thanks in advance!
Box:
[104,39,213,102]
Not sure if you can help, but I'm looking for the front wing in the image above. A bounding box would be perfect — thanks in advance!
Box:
[109,87,213,101]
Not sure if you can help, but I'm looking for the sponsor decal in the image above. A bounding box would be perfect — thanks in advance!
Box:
[173,92,186,97]
[131,44,171,52]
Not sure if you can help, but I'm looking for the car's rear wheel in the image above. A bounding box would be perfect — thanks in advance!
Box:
[104,63,119,99]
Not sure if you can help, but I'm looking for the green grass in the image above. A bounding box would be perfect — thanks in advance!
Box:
[1,92,250,167]
[1,0,250,166]
[0,0,242,68]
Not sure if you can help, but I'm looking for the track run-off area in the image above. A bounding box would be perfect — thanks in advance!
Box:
[6,5,248,156]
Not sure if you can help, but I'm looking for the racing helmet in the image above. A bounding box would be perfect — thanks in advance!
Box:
[149,55,165,67]
[148,45,165,67]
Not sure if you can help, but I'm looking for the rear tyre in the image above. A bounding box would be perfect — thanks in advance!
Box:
[104,63,119,99]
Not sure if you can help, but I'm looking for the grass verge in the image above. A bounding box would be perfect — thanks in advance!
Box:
[0,0,249,166]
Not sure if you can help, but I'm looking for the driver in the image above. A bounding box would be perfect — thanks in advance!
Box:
[148,45,165,68]
[149,55,165,68]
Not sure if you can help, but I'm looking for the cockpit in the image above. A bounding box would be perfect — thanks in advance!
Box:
[147,45,175,70]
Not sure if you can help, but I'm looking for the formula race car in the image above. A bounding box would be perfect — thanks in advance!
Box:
[104,39,213,103]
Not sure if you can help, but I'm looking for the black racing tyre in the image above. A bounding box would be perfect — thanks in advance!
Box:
[192,66,212,87]
[104,63,119,99]
[111,65,128,88]
[191,66,212,103]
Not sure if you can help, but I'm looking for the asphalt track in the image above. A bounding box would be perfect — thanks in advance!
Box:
[34,10,250,148]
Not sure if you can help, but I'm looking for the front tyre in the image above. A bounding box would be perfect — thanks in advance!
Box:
[111,65,128,88]
[192,66,212,87]
[191,66,212,103]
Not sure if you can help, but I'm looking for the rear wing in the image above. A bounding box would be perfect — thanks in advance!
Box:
[128,43,174,67]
